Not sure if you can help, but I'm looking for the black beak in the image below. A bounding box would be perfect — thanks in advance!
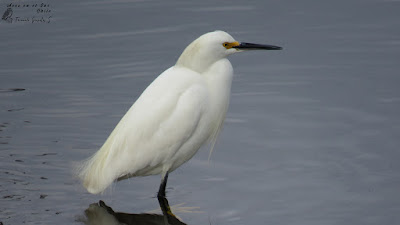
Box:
[234,42,282,50]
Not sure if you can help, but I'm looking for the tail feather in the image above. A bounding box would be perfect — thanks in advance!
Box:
[76,146,115,194]
[76,123,126,194]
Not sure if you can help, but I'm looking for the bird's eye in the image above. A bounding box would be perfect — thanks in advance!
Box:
[223,42,229,48]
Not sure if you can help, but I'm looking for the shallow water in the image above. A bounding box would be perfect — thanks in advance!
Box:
[1,0,400,224]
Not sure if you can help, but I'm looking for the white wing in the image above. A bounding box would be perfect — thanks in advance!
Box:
[78,66,209,194]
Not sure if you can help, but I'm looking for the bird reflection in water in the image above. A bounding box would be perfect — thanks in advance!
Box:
[80,196,187,225]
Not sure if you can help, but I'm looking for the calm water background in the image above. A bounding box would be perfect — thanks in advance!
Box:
[1,0,400,224]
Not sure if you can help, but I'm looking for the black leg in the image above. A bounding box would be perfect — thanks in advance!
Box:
[157,195,171,215]
[157,194,176,220]
[157,172,169,198]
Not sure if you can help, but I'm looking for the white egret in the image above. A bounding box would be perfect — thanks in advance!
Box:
[77,30,282,196]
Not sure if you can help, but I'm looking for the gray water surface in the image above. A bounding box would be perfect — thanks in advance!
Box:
[1,0,400,224]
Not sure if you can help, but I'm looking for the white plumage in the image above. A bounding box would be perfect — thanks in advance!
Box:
[77,30,282,195]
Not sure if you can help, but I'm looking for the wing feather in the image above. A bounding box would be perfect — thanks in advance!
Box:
[77,67,208,194]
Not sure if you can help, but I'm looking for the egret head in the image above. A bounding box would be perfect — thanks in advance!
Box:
[176,30,282,73]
